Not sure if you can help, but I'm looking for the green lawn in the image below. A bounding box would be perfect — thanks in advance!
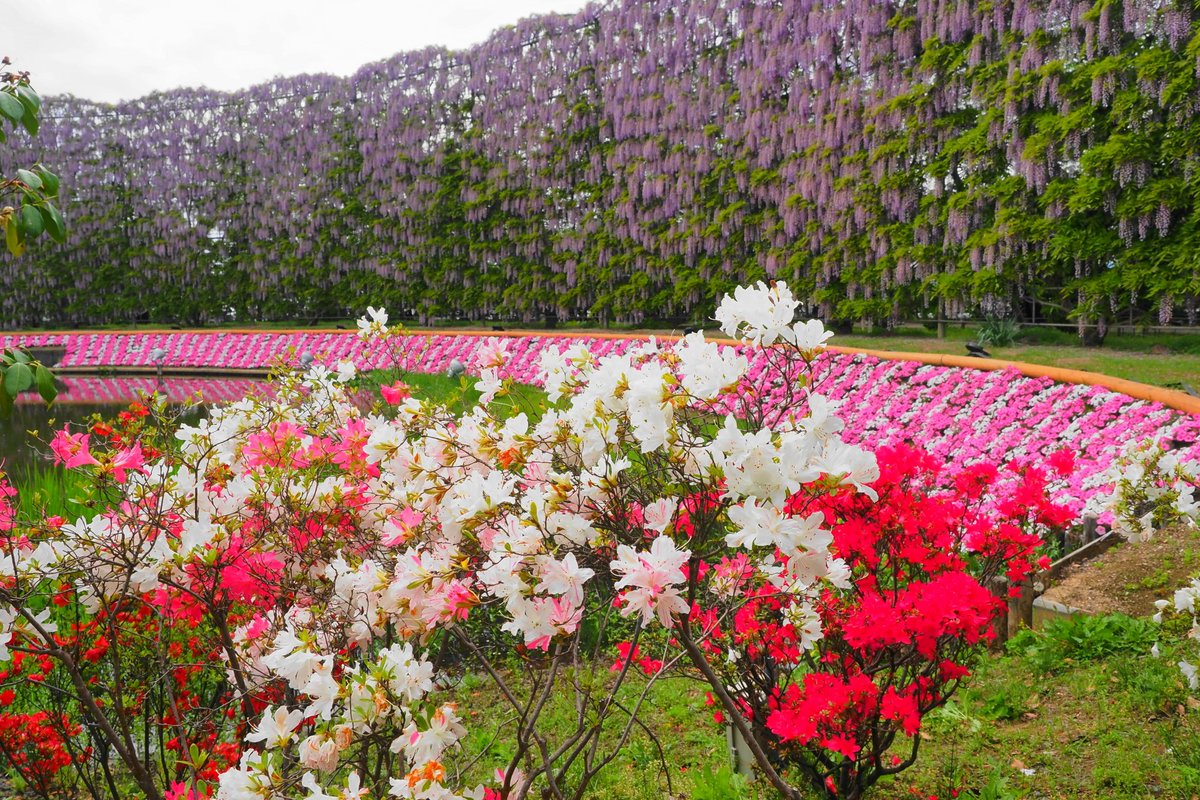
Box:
[872,615,1200,800]
[356,368,546,418]
[437,613,1200,800]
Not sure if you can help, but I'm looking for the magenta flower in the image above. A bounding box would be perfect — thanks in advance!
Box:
[49,429,99,468]
[380,381,412,404]
[108,443,147,483]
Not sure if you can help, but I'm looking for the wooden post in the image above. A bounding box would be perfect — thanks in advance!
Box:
[990,576,1010,646]
[1081,514,1098,545]
[726,722,755,780]
[1007,579,1035,637]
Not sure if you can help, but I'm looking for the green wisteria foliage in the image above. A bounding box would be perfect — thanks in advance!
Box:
[0,0,1198,333]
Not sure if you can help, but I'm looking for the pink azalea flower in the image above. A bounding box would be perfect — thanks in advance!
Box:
[109,443,147,483]
[382,507,424,546]
[49,429,99,468]
[380,380,411,404]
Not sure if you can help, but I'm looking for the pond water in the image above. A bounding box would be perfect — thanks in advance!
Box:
[2,375,262,474]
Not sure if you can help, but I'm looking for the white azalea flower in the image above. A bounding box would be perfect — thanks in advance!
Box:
[245,705,305,749]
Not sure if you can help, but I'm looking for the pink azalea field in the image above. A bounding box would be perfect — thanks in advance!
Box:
[13,374,264,406]
[3,330,1198,515]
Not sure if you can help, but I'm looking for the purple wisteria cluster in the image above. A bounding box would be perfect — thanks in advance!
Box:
[3,329,1196,512]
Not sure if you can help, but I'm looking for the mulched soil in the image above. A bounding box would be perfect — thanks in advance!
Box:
[1040,524,1200,617]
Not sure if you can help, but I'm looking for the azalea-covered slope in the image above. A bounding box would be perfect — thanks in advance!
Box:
[3,329,1196,512]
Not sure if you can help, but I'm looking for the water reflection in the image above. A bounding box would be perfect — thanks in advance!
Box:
[2,375,262,473]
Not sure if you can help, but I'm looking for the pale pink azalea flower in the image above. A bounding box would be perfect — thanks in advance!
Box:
[299,734,341,772]
[474,366,503,404]
[392,703,467,765]
[610,536,691,628]
[475,337,510,369]
[382,508,424,547]
[536,552,595,606]
[642,498,678,533]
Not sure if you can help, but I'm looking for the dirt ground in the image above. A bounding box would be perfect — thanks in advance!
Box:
[1040,525,1200,617]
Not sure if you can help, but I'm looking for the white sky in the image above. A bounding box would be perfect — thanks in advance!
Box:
[3,0,592,103]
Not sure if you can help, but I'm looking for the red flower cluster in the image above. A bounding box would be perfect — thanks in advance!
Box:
[609,641,664,677]
[689,444,1067,799]
[92,399,163,460]
[0,712,80,794]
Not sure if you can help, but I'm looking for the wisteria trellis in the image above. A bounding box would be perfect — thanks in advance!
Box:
[2,0,1199,329]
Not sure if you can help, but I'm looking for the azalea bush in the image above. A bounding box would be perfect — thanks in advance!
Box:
[1087,436,1200,698]
[666,443,1068,800]
[1085,437,1200,542]
[0,281,1073,800]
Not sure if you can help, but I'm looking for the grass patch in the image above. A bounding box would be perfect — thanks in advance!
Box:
[870,615,1200,800]
[430,614,1200,799]
[356,369,546,419]
[446,666,729,800]
[6,461,88,519]
[834,329,1200,388]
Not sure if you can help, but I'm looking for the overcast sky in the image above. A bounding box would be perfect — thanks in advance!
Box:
[4,0,592,104]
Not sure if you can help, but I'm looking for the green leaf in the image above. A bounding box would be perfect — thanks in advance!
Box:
[16,92,39,117]
[34,364,56,406]
[19,106,38,137]
[11,349,29,364]
[18,205,43,238]
[0,91,24,122]
[4,362,33,395]
[0,381,12,418]
[40,204,65,243]
[14,85,40,112]
[35,166,59,197]
[15,169,42,191]
[4,219,25,257]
